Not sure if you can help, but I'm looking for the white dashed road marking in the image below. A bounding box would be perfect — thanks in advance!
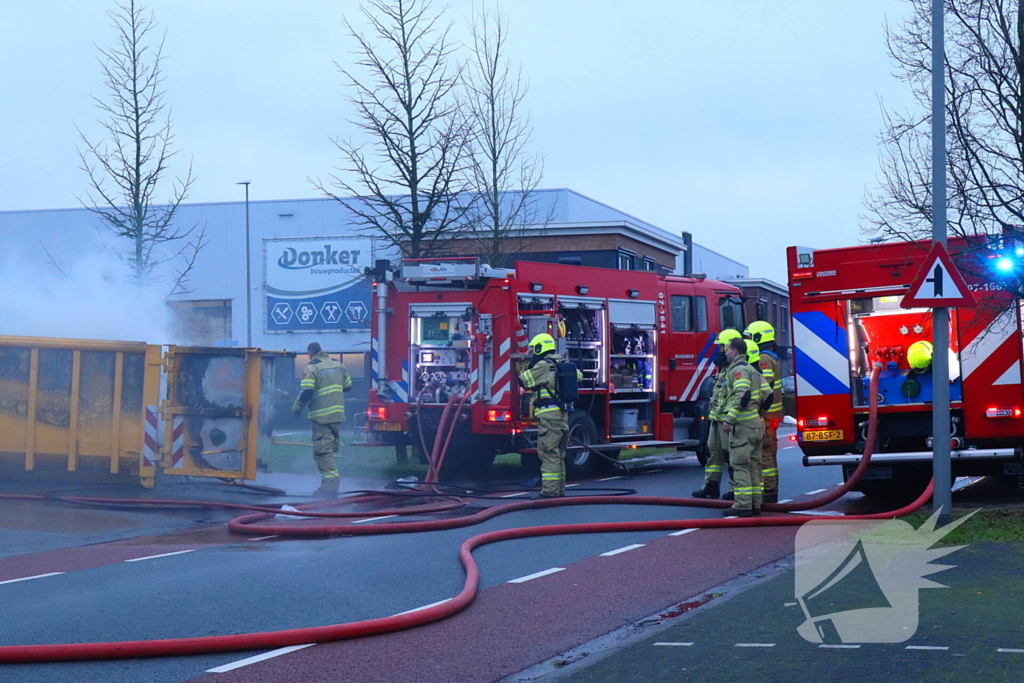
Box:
[509,567,566,584]
[394,598,451,616]
[124,550,195,562]
[500,492,528,498]
[248,535,278,542]
[805,488,827,495]
[207,644,316,673]
[819,644,861,649]
[654,642,694,647]
[598,476,624,481]
[352,515,398,524]
[777,498,793,504]
[997,648,1024,653]
[669,528,699,537]
[600,544,645,557]
[906,646,949,651]
[735,643,775,648]
[0,572,64,586]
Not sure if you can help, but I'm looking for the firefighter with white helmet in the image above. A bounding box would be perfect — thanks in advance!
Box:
[744,320,785,504]
[692,328,743,499]
[518,333,581,498]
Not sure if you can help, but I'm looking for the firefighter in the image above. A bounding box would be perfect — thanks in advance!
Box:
[721,337,766,517]
[518,333,578,498]
[292,342,354,498]
[691,329,743,499]
[745,320,785,504]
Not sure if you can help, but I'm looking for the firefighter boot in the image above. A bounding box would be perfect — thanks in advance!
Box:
[313,478,340,499]
[722,491,735,501]
[691,482,720,499]
[762,492,778,505]
[722,508,753,518]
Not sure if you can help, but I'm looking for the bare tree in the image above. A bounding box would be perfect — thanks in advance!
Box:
[318,0,473,260]
[77,0,204,294]
[864,0,1024,294]
[462,3,546,268]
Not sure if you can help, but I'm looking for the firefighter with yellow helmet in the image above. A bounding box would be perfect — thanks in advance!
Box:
[691,328,743,499]
[720,337,767,516]
[744,320,785,504]
[518,333,581,498]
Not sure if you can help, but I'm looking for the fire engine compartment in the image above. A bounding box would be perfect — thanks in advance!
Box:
[410,312,475,405]
[849,296,963,408]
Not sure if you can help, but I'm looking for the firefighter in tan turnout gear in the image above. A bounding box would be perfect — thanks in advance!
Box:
[292,342,354,498]
[692,329,744,499]
[745,321,784,504]
[518,333,581,498]
[721,337,766,517]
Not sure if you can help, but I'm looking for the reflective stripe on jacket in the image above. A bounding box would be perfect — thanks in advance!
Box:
[724,358,763,424]
[298,352,352,424]
[758,351,784,418]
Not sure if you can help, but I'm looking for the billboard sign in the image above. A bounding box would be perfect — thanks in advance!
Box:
[264,237,372,331]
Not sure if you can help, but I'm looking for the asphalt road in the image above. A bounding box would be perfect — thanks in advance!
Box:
[0,430,855,683]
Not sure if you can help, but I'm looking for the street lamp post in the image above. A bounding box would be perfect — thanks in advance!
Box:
[237,181,252,348]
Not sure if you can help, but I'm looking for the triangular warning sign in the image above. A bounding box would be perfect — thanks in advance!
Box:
[901,242,976,309]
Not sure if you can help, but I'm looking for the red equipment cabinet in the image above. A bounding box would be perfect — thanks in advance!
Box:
[365,258,745,477]
[788,240,1024,497]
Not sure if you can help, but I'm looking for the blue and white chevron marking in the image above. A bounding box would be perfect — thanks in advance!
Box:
[371,345,379,382]
[385,358,410,403]
[793,311,851,397]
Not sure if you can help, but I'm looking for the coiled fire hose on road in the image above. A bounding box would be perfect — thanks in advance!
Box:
[0,364,931,664]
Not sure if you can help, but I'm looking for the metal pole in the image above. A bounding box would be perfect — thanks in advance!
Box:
[238,181,252,349]
[931,0,952,525]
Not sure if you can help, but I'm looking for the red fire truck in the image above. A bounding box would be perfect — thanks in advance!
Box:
[365,258,745,477]
[788,239,1024,497]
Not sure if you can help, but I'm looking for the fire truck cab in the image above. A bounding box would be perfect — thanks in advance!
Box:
[788,240,1024,497]
[366,258,744,478]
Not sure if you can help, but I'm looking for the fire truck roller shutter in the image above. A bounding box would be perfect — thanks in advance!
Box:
[608,299,657,328]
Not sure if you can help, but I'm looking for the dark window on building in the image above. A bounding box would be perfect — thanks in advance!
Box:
[695,296,708,332]
[558,253,582,266]
[720,297,743,331]
[642,257,657,271]
[618,249,635,271]
[780,304,789,343]
[757,300,768,321]
[670,295,692,332]
[772,301,779,327]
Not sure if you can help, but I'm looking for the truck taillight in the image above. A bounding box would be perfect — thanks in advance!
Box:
[985,407,1021,419]
[373,406,387,420]
[800,416,830,428]
[487,410,513,422]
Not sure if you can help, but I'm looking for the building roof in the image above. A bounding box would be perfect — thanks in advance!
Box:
[726,278,788,297]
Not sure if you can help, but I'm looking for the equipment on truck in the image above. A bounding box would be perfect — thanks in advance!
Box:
[365,257,745,478]
[788,238,1024,497]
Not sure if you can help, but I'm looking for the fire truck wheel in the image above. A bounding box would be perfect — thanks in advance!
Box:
[565,412,600,480]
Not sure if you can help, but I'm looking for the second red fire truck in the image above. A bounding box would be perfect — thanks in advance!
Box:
[365,258,745,477]
[788,239,1024,497]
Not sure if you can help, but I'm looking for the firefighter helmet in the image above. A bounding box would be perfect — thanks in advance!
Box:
[745,339,761,365]
[716,329,742,346]
[908,340,933,370]
[529,333,556,356]
[744,321,776,344]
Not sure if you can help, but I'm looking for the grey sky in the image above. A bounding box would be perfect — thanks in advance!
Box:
[0,0,914,283]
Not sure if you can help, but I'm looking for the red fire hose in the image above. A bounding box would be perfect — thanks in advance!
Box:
[1,364,938,664]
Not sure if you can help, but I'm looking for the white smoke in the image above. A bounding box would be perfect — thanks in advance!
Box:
[0,249,176,344]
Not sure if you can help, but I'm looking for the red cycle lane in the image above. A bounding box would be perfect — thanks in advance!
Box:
[189,525,800,683]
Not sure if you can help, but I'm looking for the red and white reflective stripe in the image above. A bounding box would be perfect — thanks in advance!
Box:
[489,337,512,405]
[514,323,529,354]
[171,417,185,468]
[962,309,1019,384]
[143,407,159,467]
[469,369,479,397]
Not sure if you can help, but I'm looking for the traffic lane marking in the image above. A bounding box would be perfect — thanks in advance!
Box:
[598,476,624,481]
[669,528,698,537]
[735,643,775,647]
[804,488,828,495]
[508,567,566,583]
[819,644,860,649]
[0,572,64,586]
[500,492,528,498]
[351,515,399,524]
[599,544,645,557]
[906,645,949,650]
[206,644,316,673]
[998,648,1024,653]
[124,549,196,562]
[169,526,802,683]
[654,642,693,646]
[394,598,452,616]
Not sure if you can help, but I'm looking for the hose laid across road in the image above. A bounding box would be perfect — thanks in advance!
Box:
[0,365,929,664]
